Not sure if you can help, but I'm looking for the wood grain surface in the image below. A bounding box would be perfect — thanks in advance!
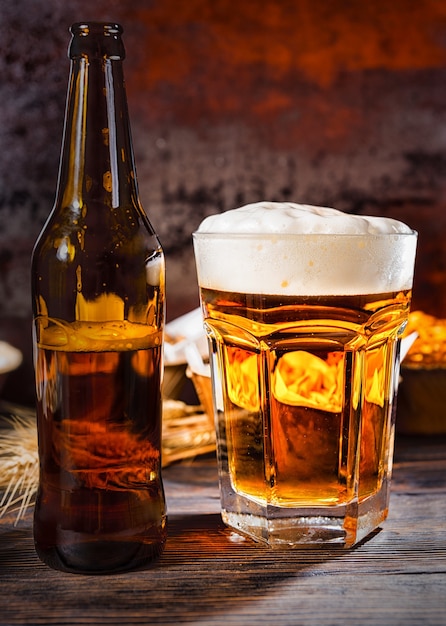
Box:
[0,435,445,626]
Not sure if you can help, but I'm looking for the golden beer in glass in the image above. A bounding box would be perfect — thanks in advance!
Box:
[193,203,417,547]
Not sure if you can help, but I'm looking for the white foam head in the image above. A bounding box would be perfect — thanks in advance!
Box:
[193,202,417,295]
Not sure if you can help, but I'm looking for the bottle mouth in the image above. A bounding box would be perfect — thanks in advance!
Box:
[70,22,123,37]
[69,22,125,60]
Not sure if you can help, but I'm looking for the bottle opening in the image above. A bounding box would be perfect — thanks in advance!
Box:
[69,22,125,60]
[70,22,123,37]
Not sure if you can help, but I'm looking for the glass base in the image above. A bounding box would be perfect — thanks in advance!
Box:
[220,484,389,548]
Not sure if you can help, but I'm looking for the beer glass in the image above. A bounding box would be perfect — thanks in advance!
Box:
[193,205,417,547]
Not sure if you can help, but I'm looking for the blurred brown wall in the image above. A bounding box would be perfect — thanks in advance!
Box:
[1,0,446,402]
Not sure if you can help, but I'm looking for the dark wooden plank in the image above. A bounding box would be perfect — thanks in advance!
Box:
[0,438,445,626]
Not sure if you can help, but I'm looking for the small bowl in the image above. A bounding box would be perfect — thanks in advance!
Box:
[397,366,446,435]
[0,341,23,395]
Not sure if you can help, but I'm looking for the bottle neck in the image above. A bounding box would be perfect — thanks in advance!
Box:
[56,53,139,212]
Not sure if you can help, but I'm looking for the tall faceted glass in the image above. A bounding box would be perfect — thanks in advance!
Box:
[193,203,417,547]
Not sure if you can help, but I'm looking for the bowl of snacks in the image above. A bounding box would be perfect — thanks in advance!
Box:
[398,311,446,434]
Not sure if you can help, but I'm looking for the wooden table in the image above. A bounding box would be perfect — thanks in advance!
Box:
[1,434,445,626]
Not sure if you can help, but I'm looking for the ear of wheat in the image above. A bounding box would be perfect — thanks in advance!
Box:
[0,409,39,524]
[0,400,215,524]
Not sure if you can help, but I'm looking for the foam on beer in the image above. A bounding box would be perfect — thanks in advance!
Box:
[193,202,417,296]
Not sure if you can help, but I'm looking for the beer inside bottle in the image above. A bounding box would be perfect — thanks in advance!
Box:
[31,22,166,573]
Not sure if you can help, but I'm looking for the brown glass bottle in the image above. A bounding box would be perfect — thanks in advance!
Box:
[31,22,167,574]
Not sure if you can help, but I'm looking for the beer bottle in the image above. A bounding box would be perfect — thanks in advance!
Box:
[31,22,166,573]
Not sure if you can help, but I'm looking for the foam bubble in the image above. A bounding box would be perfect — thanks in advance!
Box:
[193,202,417,295]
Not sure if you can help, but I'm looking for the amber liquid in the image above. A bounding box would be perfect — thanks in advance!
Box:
[202,288,411,509]
[33,320,166,574]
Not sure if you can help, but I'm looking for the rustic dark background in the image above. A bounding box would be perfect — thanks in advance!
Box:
[1,0,446,402]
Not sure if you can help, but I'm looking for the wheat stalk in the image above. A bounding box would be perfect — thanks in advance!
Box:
[0,410,38,523]
[0,400,215,524]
